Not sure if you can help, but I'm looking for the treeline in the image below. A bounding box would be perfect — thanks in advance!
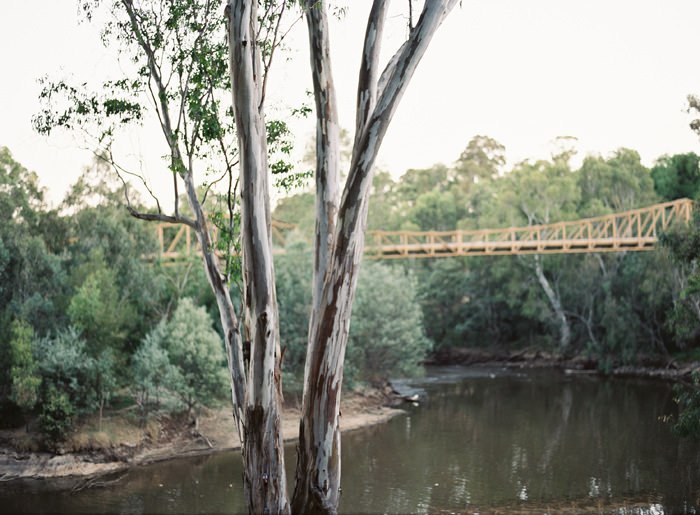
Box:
[3,137,700,445]
[0,147,427,445]
[277,136,700,370]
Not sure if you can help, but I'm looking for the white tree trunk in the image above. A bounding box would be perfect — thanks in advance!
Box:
[293,2,459,513]
[228,2,289,513]
[534,255,571,351]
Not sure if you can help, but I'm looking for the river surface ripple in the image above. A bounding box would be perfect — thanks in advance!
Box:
[1,366,698,514]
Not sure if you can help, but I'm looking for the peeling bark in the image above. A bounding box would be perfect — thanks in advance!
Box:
[228,2,289,513]
[292,2,459,513]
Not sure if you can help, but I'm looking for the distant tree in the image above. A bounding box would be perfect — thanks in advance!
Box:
[672,372,700,440]
[8,320,41,427]
[453,135,506,186]
[409,189,466,231]
[651,153,700,201]
[38,385,75,445]
[131,326,177,421]
[35,328,117,440]
[482,153,581,351]
[68,253,136,356]
[660,217,700,346]
[0,148,65,351]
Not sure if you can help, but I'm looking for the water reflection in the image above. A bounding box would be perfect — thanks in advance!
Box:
[1,368,698,514]
[338,368,700,513]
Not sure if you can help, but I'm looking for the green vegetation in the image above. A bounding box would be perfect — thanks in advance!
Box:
[275,245,429,390]
[0,146,433,446]
[3,132,700,444]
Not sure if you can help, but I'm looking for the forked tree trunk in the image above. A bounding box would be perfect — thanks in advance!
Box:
[228,2,289,513]
[292,2,459,513]
[227,1,458,513]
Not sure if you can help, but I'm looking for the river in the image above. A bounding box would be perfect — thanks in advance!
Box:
[1,366,698,514]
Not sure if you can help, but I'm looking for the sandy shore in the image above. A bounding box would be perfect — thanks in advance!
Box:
[0,391,404,483]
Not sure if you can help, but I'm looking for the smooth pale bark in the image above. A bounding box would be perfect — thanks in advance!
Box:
[302,0,340,316]
[534,255,571,351]
[293,3,341,508]
[293,2,459,513]
[228,2,289,514]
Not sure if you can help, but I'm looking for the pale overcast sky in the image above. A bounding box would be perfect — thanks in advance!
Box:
[2,1,700,206]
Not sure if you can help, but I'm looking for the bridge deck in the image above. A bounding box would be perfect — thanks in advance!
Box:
[154,198,693,260]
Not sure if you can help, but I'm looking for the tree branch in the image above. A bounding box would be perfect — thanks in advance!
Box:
[302,0,341,316]
[354,0,390,148]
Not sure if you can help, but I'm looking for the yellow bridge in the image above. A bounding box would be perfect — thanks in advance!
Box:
[155,198,693,260]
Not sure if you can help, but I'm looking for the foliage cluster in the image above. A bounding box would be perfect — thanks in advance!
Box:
[673,372,700,440]
[277,138,700,365]
[4,133,700,443]
[0,146,432,444]
[0,148,228,443]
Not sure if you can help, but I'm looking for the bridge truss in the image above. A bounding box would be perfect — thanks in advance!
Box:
[154,198,693,261]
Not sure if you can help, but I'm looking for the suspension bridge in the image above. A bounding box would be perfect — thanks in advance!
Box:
[154,198,693,261]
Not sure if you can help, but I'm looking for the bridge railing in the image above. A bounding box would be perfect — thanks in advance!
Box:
[365,198,693,258]
[155,219,295,261]
[152,198,693,260]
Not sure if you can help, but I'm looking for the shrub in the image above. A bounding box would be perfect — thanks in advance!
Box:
[38,385,75,444]
[131,323,177,421]
[154,298,228,414]
[346,263,430,385]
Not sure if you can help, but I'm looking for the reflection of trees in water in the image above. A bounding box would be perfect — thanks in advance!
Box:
[9,373,697,514]
[104,453,248,514]
[339,372,700,513]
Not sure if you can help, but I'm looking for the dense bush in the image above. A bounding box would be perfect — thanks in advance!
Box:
[345,263,430,385]
[131,325,177,420]
[276,248,430,389]
[38,385,75,444]
[144,298,229,414]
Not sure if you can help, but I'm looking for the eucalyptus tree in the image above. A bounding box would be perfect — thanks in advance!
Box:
[481,152,581,351]
[36,0,458,512]
[230,2,458,512]
[35,1,284,505]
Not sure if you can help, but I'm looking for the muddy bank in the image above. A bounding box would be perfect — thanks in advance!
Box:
[428,346,700,381]
[0,390,404,484]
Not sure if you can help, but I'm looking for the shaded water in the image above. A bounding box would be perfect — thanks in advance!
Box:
[1,367,699,514]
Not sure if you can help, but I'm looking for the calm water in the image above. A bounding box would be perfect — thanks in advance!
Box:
[1,367,699,514]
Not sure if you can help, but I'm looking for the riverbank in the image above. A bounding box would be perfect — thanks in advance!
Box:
[428,346,700,381]
[0,388,403,483]
[3,350,697,485]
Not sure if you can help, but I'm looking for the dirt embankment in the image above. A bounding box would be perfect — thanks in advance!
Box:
[0,389,404,483]
[428,346,700,381]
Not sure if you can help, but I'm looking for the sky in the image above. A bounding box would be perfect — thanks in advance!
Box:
[2,1,700,207]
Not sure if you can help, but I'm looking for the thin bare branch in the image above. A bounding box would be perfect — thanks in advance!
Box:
[201,157,240,205]
[300,0,341,319]
[259,0,288,107]
[106,152,196,228]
